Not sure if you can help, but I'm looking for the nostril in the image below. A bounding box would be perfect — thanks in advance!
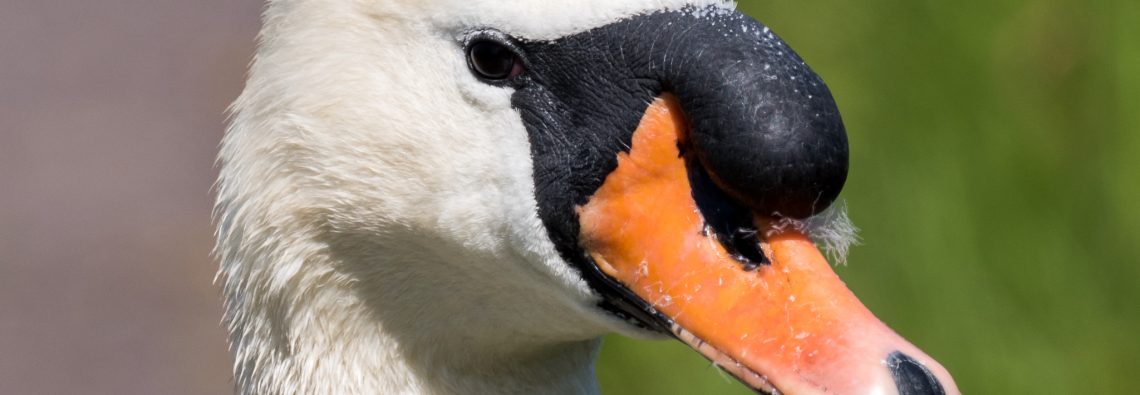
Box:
[686,158,770,270]
[887,351,946,395]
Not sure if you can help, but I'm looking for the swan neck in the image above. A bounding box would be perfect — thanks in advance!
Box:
[222,251,605,395]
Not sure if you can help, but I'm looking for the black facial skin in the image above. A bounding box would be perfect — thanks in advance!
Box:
[465,6,849,331]
[464,6,849,331]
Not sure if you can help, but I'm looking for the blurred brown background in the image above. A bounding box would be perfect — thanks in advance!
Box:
[1,2,260,393]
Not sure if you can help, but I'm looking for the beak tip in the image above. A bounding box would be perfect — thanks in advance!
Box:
[887,351,956,395]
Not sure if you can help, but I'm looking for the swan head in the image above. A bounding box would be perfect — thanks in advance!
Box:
[216,0,959,394]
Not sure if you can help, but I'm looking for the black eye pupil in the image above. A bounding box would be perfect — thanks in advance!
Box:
[468,40,518,80]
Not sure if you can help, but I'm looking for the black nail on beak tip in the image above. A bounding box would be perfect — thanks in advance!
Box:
[888,351,946,395]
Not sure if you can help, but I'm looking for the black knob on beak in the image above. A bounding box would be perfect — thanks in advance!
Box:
[657,10,850,219]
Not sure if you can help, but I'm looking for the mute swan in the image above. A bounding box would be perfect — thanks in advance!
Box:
[215,0,959,394]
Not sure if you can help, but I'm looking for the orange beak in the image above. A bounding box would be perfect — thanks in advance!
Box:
[578,96,960,394]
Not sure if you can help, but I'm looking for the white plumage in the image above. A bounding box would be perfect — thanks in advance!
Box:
[216,1,732,394]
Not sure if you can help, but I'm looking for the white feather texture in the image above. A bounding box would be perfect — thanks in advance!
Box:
[768,200,861,265]
[216,0,733,394]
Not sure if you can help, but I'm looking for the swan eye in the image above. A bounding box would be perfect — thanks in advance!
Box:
[467,39,524,81]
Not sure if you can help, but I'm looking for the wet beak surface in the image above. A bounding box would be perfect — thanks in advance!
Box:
[578,96,959,394]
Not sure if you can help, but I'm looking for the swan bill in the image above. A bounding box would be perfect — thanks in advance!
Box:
[577,96,959,395]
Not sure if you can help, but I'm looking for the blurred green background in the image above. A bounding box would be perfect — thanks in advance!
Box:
[599,0,1140,394]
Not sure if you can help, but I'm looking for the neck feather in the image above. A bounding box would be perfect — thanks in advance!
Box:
[218,227,609,394]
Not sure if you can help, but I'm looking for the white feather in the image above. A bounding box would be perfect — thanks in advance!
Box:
[216,1,734,394]
[767,200,861,265]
